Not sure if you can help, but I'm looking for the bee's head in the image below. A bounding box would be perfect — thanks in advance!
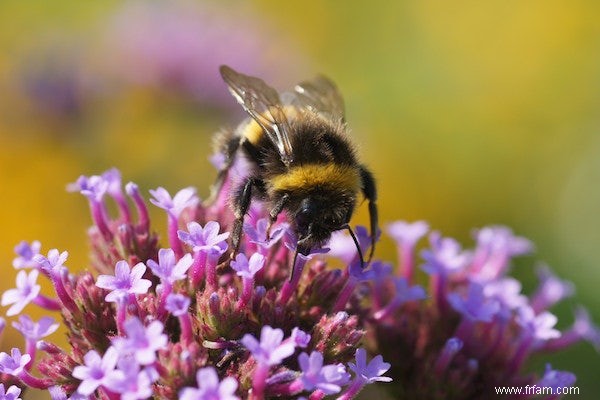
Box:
[293,195,354,252]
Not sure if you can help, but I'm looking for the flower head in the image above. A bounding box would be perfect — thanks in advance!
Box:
[149,186,198,218]
[69,174,109,202]
[299,351,349,394]
[165,293,190,317]
[0,348,31,376]
[96,260,152,302]
[113,318,167,365]
[178,221,229,254]
[448,282,500,322]
[72,347,120,396]
[12,240,41,269]
[230,253,265,279]
[12,315,59,341]
[147,248,193,284]
[180,367,239,400]
[241,325,296,366]
[1,270,41,316]
[0,384,21,400]
[348,348,392,384]
[33,249,68,273]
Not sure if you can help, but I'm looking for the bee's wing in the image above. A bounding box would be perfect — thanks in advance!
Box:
[291,75,345,122]
[220,65,294,166]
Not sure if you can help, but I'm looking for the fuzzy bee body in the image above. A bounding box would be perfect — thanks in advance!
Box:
[211,66,378,264]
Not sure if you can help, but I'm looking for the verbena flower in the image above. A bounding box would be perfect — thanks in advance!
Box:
[1,166,596,400]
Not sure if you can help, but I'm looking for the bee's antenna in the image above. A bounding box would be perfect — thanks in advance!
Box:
[343,224,365,268]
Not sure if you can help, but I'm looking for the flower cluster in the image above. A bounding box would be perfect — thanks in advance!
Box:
[1,168,598,399]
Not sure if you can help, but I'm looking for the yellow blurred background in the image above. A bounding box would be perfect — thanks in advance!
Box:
[1,0,599,398]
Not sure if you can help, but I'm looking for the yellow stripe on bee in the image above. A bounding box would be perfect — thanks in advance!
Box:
[270,163,360,193]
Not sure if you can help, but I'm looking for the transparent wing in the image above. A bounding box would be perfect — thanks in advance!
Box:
[220,65,294,166]
[292,75,345,122]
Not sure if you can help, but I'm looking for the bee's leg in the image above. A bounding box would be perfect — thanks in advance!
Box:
[204,129,242,206]
[359,165,378,263]
[229,177,260,258]
[265,193,289,240]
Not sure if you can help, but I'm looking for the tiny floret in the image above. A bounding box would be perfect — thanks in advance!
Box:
[147,248,193,284]
[179,367,240,400]
[299,351,349,394]
[113,318,168,365]
[0,348,31,376]
[230,253,265,279]
[178,221,230,254]
[12,315,59,341]
[149,186,198,218]
[72,347,120,396]
[348,348,392,384]
[241,325,296,366]
[96,260,152,302]
[12,240,41,269]
[1,270,41,316]
[0,384,22,400]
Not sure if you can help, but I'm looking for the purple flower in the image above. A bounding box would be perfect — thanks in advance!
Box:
[68,174,109,202]
[165,293,190,317]
[391,277,427,304]
[482,277,527,310]
[572,307,600,350]
[178,221,230,254]
[149,186,198,218]
[536,364,576,392]
[104,356,158,400]
[517,307,561,341]
[299,351,350,394]
[113,318,168,365]
[72,347,120,396]
[348,348,392,384]
[471,226,533,281]
[96,260,152,302]
[421,232,471,276]
[102,168,123,198]
[33,249,68,273]
[0,384,21,400]
[0,348,31,376]
[179,367,240,400]
[530,265,575,313]
[327,226,371,264]
[241,325,296,366]
[12,240,41,269]
[448,282,500,322]
[243,218,288,248]
[387,220,429,247]
[291,327,311,348]
[147,248,193,284]
[12,315,59,341]
[230,253,265,279]
[1,270,41,316]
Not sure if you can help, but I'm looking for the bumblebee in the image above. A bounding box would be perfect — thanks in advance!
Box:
[209,65,378,267]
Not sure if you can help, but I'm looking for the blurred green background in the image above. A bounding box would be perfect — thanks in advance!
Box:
[1,0,599,398]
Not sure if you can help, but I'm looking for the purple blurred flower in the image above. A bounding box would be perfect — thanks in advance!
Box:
[96,260,152,302]
[517,307,561,341]
[483,277,528,310]
[179,367,239,400]
[72,347,120,396]
[387,220,429,247]
[241,326,296,366]
[147,248,193,284]
[448,282,500,322]
[291,327,311,349]
[12,315,59,341]
[105,356,158,400]
[113,318,167,365]
[530,265,575,313]
[536,364,576,392]
[12,240,41,269]
[421,232,471,276]
[68,174,109,202]
[0,384,21,400]
[1,270,41,316]
[298,351,349,394]
[165,293,190,317]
